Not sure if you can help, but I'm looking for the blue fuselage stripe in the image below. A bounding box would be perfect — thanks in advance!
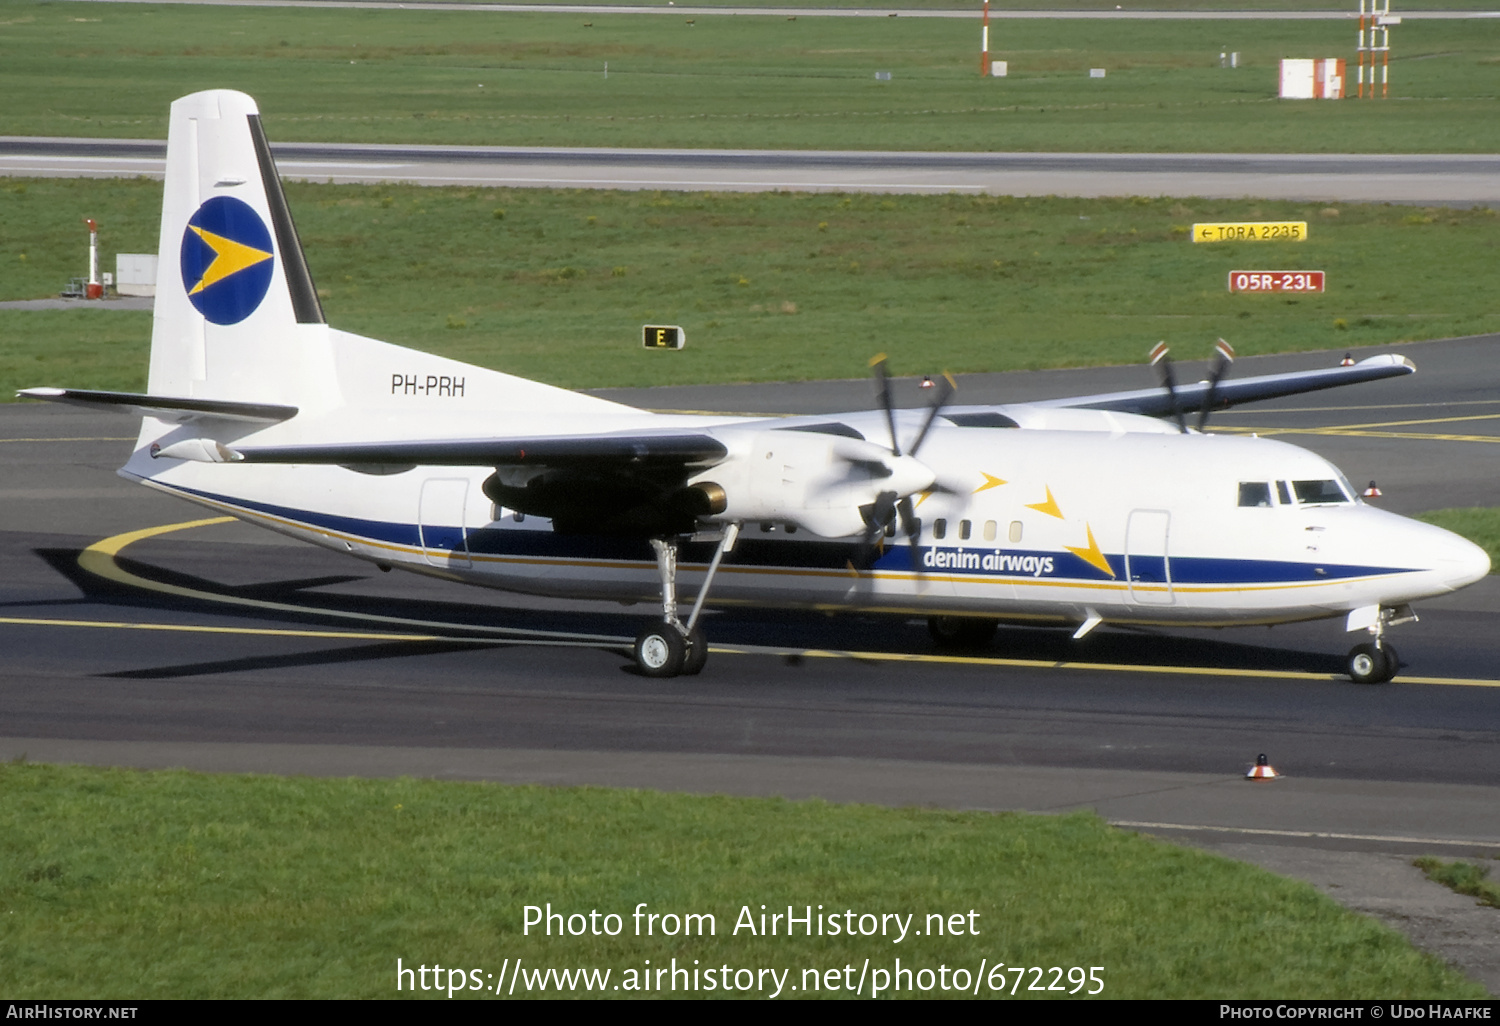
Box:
[162,482,1421,585]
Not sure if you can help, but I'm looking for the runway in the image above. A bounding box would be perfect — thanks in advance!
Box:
[5,335,1500,985]
[6,138,1500,203]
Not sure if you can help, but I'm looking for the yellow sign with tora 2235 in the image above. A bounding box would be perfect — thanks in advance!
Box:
[1192,221,1308,243]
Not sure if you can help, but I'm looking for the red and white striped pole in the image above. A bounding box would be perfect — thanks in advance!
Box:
[1356,0,1366,99]
[981,0,990,77]
[85,218,102,299]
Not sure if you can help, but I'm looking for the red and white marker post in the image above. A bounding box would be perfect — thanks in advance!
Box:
[980,0,990,76]
[85,218,103,299]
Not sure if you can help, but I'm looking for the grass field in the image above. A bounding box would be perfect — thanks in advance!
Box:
[0,762,1485,999]
[1,1,1498,151]
[5,177,1498,396]
[395,1,1500,9]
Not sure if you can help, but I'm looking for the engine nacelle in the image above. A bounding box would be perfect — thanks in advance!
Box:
[688,430,933,538]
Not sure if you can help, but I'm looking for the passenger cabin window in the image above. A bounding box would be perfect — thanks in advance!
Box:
[1008,521,1023,543]
[959,520,972,541]
[983,520,998,542]
[933,519,948,540]
[1293,479,1352,505]
[1238,482,1272,507]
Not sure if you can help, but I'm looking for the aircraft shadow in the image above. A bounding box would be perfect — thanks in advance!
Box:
[101,639,496,680]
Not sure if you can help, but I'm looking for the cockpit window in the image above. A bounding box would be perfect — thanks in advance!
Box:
[1292,479,1352,505]
[1238,482,1272,507]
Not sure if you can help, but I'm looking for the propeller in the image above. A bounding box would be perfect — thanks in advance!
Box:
[1195,338,1236,432]
[857,356,956,571]
[1149,341,1187,434]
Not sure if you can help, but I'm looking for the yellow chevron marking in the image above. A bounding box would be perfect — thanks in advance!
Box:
[1026,486,1064,520]
[974,472,1007,494]
[187,225,273,295]
[1065,524,1116,578]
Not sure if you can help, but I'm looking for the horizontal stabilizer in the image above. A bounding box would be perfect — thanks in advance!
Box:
[170,433,729,468]
[18,387,298,424]
[1045,354,1416,417]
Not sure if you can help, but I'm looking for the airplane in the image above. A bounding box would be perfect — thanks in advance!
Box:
[19,90,1491,684]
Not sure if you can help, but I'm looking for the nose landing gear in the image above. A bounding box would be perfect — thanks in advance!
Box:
[1345,604,1415,684]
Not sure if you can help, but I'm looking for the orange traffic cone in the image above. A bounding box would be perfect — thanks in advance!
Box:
[1363,480,1383,498]
[1246,753,1279,780]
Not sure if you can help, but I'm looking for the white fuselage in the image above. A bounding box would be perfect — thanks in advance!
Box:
[122,400,1490,631]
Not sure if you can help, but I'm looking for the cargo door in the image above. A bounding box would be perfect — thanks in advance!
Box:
[419,478,471,568]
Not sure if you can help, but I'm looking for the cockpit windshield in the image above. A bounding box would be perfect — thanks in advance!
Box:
[1291,479,1352,505]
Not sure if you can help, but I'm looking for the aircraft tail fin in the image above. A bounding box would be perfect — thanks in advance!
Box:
[142,89,628,425]
[148,89,334,408]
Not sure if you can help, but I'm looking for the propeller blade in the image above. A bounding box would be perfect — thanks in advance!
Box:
[1195,338,1237,432]
[906,372,956,458]
[896,495,923,575]
[869,353,901,457]
[1149,341,1187,434]
[856,489,899,568]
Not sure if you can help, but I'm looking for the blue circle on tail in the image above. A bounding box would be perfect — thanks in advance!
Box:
[180,196,275,325]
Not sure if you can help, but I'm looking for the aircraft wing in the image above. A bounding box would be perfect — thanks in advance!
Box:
[18,387,298,424]
[1038,354,1415,416]
[161,432,729,467]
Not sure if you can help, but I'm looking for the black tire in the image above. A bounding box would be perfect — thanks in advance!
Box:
[1347,642,1391,684]
[1376,643,1399,683]
[927,616,998,651]
[635,622,686,678]
[681,626,709,676]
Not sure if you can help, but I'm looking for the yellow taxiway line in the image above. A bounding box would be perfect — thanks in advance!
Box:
[18,517,1492,688]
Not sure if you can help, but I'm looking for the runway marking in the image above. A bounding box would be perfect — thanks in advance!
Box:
[59,517,1500,688]
[1225,399,1500,415]
[1111,820,1500,851]
[76,517,627,645]
[1219,411,1500,443]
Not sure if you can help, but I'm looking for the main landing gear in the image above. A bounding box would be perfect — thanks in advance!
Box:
[633,524,741,678]
[1345,604,1415,684]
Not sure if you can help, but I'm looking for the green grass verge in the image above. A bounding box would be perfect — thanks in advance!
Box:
[1415,509,1500,572]
[1413,858,1500,910]
[5,178,1499,396]
[1,1,1498,151]
[0,762,1484,999]
[386,1,1500,9]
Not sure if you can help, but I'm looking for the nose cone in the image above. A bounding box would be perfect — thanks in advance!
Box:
[1446,535,1492,591]
[1421,523,1491,592]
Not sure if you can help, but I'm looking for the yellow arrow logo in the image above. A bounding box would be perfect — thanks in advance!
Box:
[1026,486,1064,520]
[187,225,273,295]
[974,472,1007,494]
[1065,524,1116,578]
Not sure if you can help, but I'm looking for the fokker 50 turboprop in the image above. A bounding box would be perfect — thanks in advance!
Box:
[21,91,1490,682]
